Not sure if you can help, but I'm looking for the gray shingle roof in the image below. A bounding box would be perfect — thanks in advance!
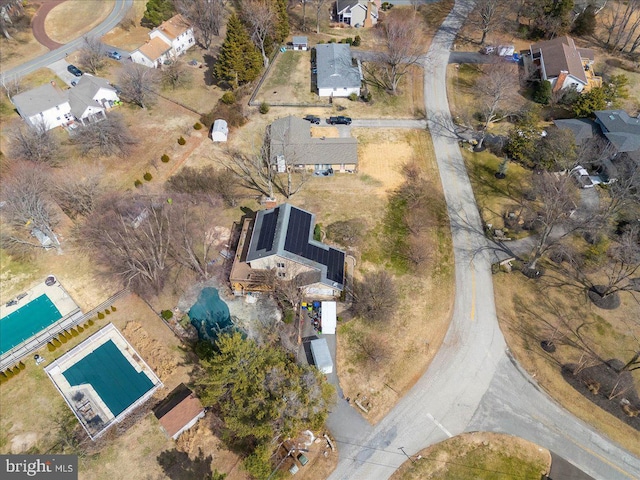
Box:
[11,83,68,118]
[269,116,358,166]
[68,74,116,118]
[315,43,361,90]
[553,118,598,145]
[246,203,345,290]
[594,110,640,153]
[292,36,307,45]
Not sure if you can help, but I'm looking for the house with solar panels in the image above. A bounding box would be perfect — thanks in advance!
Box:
[230,204,346,297]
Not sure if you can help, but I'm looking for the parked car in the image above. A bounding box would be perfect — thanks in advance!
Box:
[297,453,309,466]
[303,115,321,124]
[328,116,352,125]
[107,51,122,60]
[67,64,83,77]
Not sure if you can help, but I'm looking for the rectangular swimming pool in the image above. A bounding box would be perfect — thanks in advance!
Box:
[0,294,62,355]
[62,340,155,417]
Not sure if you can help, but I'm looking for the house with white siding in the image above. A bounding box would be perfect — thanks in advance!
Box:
[131,15,195,68]
[315,43,362,97]
[11,82,72,130]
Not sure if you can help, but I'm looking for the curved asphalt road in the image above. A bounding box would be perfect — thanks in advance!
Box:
[327,1,640,479]
[0,0,133,83]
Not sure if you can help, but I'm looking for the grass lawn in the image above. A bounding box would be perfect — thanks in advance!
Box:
[100,0,150,51]
[0,3,47,72]
[44,0,115,44]
[391,433,550,480]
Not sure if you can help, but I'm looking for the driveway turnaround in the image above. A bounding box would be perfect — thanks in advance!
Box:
[327,0,640,479]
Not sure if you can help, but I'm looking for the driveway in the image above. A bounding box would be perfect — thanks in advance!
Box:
[47,59,80,86]
[350,119,426,129]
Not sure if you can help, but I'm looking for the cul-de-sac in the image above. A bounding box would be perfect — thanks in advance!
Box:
[0,0,639,479]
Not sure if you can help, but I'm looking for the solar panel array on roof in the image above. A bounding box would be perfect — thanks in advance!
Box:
[284,207,345,285]
[256,207,280,251]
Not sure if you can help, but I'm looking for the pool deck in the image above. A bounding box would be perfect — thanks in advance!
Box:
[0,278,82,371]
[45,323,162,440]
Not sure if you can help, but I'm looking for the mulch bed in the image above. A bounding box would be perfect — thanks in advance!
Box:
[562,359,640,431]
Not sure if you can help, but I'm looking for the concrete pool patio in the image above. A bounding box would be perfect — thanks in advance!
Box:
[45,323,163,440]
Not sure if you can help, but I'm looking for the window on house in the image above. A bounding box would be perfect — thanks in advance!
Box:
[278,272,286,278]
[277,262,285,268]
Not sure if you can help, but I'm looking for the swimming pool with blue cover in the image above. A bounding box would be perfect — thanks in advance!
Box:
[62,340,155,417]
[0,294,62,355]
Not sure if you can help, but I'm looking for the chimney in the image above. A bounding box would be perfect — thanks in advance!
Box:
[363,1,373,28]
[553,71,568,93]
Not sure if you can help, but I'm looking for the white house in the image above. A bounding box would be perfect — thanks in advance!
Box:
[131,14,195,68]
[527,36,601,93]
[11,82,72,130]
[68,74,120,125]
[315,43,362,97]
[211,119,228,142]
[292,36,308,51]
[12,76,120,130]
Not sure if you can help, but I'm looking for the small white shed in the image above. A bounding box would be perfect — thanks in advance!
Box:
[292,36,308,51]
[321,301,337,334]
[211,119,228,142]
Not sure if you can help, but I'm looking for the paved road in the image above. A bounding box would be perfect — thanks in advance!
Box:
[0,0,133,83]
[328,0,640,479]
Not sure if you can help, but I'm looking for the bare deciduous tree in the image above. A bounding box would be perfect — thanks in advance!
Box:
[73,113,137,157]
[242,0,276,68]
[0,165,60,252]
[9,120,60,165]
[118,63,159,109]
[601,0,640,53]
[220,147,275,199]
[314,0,328,34]
[0,0,25,40]
[78,35,105,74]
[161,60,192,90]
[467,0,506,45]
[167,165,239,207]
[52,171,102,220]
[366,9,425,94]
[175,0,225,49]
[475,63,519,150]
[1,74,22,99]
[351,271,399,322]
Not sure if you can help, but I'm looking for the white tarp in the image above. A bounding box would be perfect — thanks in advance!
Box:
[321,301,337,334]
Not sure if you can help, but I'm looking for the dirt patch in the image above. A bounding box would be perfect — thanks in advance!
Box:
[391,432,550,480]
[44,0,115,45]
[122,321,180,382]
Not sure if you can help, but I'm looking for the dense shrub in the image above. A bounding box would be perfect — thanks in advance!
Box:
[19,361,25,370]
[111,306,117,312]
[348,92,358,102]
[12,366,20,375]
[70,328,78,337]
[134,179,143,188]
[143,172,153,181]
[104,308,111,315]
[160,309,174,320]
[193,122,203,130]
[77,325,84,332]
[352,35,361,47]
[97,312,105,319]
[221,91,236,105]
[5,368,14,378]
[532,80,552,105]
[178,136,186,145]
[88,319,95,326]
[201,99,248,129]
[259,102,270,114]
[52,338,62,347]
[161,154,170,163]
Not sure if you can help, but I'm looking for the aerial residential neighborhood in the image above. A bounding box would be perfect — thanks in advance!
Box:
[0,0,639,479]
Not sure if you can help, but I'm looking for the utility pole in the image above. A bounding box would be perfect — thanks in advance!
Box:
[398,446,415,463]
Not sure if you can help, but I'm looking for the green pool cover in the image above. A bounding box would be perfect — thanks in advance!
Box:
[62,340,155,417]
[0,294,62,355]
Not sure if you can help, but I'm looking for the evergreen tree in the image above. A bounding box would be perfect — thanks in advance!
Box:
[571,4,597,36]
[141,0,176,28]
[215,14,263,87]
[272,0,289,43]
[505,109,541,165]
[532,80,552,105]
[572,87,607,117]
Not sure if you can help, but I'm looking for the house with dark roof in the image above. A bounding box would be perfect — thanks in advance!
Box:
[269,115,358,173]
[67,74,120,125]
[315,44,362,97]
[594,110,640,154]
[524,36,601,93]
[336,0,378,28]
[553,118,599,145]
[230,204,346,297]
[153,384,205,440]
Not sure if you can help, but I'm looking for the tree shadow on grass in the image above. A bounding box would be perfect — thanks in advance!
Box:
[157,448,213,480]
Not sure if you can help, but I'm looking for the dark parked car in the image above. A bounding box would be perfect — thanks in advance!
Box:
[303,115,321,124]
[107,51,122,60]
[327,116,352,125]
[67,64,83,77]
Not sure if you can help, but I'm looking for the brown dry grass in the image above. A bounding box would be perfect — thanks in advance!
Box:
[100,0,150,52]
[494,272,640,457]
[44,0,114,44]
[334,130,455,424]
[0,4,47,71]
[391,432,550,480]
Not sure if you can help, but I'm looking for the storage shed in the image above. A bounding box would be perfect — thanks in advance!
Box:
[153,384,205,440]
[310,338,333,374]
[292,36,308,51]
[211,119,228,142]
[321,301,337,334]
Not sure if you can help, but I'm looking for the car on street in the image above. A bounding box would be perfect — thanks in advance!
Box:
[327,116,352,125]
[67,64,83,77]
[107,51,122,60]
[303,115,320,124]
